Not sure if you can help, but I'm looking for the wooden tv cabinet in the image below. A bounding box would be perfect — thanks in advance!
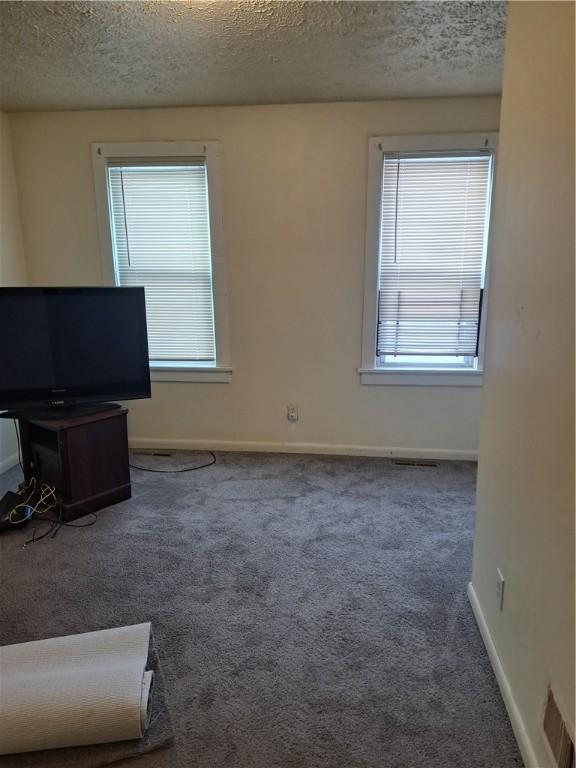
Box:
[15,407,131,521]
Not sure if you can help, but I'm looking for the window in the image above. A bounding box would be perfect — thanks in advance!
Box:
[92,142,231,383]
[361,133,497,386]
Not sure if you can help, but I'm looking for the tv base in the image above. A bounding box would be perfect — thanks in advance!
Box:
[14,407,131,521]
[1,402,122,422]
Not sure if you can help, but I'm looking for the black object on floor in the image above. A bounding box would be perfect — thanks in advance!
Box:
[0,490,30,532]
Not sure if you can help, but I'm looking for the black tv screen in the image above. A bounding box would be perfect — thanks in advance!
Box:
[0,287,151,411]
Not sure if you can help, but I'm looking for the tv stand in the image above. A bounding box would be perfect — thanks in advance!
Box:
[13,407,131,521]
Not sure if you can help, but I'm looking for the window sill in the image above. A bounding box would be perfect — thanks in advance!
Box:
[150,364,232,383]
[358,368,483,387]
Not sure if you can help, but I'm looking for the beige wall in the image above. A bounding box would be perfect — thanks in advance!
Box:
[8,97,500,457]
[470,3,574,765]
[0,113,28,469]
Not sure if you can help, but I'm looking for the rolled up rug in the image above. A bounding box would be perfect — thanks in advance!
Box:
[0,623,173,765]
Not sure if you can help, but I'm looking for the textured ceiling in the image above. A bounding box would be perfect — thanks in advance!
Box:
[0,1,507,113]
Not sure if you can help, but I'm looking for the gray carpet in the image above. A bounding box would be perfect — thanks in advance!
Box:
[0,452,522,768]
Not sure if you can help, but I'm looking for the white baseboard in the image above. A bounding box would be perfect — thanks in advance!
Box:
[129,437,477,461]
[467,582,548,768]
[0,452,18,475]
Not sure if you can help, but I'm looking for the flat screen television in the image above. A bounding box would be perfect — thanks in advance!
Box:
[0,287,151,413]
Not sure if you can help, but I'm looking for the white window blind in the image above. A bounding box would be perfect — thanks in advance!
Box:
[107,162,216,362]
[377,152,493,358]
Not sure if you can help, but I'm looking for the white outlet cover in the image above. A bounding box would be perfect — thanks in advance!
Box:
[287,404,298,422]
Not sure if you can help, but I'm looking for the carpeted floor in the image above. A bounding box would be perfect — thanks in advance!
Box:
[0,452,522,768]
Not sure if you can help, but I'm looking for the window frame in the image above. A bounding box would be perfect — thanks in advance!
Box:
[92,141,231,383]
[360,132,498,387]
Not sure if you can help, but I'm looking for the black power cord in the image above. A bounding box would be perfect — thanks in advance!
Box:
[129,451,216,474]
[7,480,98,548]
[23,512,98,548]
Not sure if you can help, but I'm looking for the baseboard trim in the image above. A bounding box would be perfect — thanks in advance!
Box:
[467,582,544,768]
[128,438,477,461]
[0,452,18,475]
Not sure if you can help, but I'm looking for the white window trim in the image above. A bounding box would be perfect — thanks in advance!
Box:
[360,132,497,387]
[92,141,232,384]
[358,368,483,387]
[149,362,233,384]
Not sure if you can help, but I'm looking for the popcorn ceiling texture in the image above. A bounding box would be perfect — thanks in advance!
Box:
[0,1,506,112]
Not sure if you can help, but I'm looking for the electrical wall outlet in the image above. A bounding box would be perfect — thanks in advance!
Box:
[287,404,299,422]
[496,568,505,611]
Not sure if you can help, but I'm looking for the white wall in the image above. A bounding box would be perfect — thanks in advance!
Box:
[8,97,500,458]
[470,3,574,766]
[0,113,28,470]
